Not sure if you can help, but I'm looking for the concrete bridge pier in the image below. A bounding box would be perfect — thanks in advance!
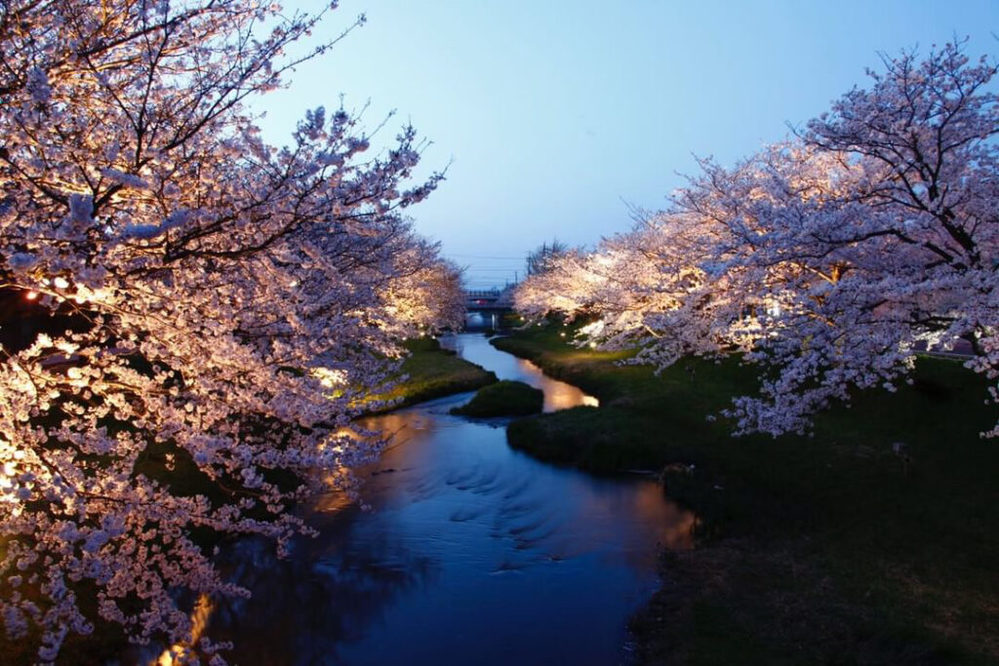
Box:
[463,288,514,331]
[463,310,501,330]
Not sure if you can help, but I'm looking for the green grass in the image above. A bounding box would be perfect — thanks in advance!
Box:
[496,323,999,665]
[450,380,543,417]
[367,337,497,411]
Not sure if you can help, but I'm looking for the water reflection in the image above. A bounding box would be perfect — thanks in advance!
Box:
[154,594,213,665]
[204,530,437,665]
[153,333,691,666]
[443,333,599,412]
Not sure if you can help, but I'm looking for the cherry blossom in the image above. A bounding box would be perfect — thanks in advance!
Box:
[0,1,459,661]
[516,42,998,438]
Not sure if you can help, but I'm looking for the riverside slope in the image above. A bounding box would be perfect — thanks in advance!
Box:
[494,324,999,665]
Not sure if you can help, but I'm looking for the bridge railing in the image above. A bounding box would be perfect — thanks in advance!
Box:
[464,289,502,300]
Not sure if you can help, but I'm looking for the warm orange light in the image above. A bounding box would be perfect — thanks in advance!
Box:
[25,291,38,300]
[156,593,214,665]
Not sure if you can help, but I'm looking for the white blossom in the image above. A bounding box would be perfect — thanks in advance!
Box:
[517,42,999,439]
[0,1,462,661]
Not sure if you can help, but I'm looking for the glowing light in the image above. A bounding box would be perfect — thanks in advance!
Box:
[25,291,38,300]
[53,277,69,289]
[156,593,214,665]
[313,367,348,388]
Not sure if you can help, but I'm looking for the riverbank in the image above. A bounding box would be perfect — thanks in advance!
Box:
[365,336,497,412]
[496,324,999,665]
[450,379,543,417]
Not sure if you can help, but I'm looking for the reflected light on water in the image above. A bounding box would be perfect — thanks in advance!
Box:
[313,488,354,514]
[632,482,696,550]
[510,358,600,412]
[544,381,599,411]
[314,411,437,514]
[154,594,214,665]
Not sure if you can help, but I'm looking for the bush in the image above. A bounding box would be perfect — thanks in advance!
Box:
[450,380,543,417]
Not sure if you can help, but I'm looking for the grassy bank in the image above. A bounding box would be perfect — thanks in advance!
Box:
[367,336,497,412]
[450,379,543,417]
[496,324,999,665]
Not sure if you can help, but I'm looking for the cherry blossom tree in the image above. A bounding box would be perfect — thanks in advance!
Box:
[516,42,998,438]
[0,1,457,662]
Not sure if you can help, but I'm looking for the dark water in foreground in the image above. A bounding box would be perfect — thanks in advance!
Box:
[159,334,694,665]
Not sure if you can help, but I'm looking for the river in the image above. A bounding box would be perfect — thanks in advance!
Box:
[181,333,694,665]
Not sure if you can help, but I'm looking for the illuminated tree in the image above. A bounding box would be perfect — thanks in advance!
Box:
[517,42,999,438]
[0,1,456,661]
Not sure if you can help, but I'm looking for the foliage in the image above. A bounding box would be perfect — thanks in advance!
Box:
[0,1,462,661]
[449,380,542,417]
[514,42,999,438]
[367,337,497,412]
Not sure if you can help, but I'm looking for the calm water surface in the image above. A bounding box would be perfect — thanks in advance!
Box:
[199,334,693,665]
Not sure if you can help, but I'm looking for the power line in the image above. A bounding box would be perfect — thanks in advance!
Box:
[446,254,524,260]
[463,279,519,284]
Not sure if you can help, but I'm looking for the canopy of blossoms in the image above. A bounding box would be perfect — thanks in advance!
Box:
[516,43,998,438]
[0,1,462,662]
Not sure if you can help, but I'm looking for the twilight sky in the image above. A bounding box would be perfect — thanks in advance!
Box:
[255,1,998,289]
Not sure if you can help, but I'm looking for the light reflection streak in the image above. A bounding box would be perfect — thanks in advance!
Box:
[154,593,214,666]
[510,358,599,412]
[632,482,696,550]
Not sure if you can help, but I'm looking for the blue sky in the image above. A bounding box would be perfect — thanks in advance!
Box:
[256,1,998,289]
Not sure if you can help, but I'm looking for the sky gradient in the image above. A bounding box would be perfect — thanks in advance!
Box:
[256,1,998,289]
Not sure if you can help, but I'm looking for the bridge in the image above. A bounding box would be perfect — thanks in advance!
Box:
[464,288,515,329]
